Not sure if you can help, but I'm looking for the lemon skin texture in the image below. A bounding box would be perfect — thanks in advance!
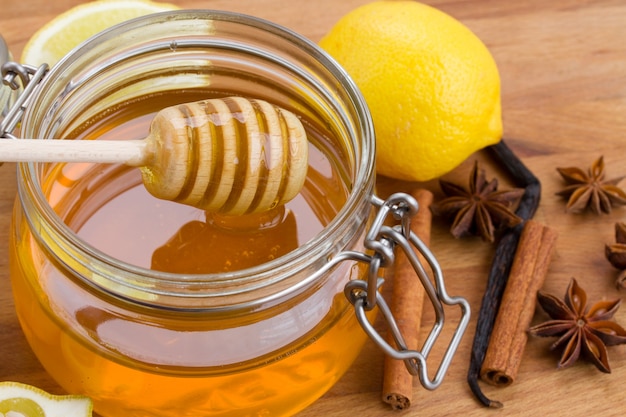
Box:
[320,1,502,182]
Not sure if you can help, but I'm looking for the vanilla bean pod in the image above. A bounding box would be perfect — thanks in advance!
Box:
[466,140,541,408]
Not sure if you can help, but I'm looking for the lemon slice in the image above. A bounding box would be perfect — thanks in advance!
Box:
[21,0,179,67]
[0,381,92,417]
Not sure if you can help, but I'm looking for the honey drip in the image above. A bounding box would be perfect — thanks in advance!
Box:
[151,206,298,273]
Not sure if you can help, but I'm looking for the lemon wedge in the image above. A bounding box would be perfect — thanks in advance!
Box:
[21,0,179,67]
[0,381,92,417]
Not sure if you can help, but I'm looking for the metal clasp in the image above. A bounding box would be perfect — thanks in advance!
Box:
[1,61,49,138]
[337,192,470,391]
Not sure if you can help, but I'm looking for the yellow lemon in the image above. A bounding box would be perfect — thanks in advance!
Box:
[319,1,502,182]
[21,0,179,67]
[0,381,92,417]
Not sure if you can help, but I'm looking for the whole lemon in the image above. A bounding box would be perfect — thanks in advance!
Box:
[319,1,502,182]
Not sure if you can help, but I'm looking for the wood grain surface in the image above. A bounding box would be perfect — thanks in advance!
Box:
[2,1,626,416]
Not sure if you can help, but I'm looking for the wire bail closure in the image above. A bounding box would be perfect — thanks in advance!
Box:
[341,193,471,390]
[1,61,49,139]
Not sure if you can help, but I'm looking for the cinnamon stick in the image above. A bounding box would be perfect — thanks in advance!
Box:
[382,188,434,410]
[480,220,558,387]
[467,140,541,408]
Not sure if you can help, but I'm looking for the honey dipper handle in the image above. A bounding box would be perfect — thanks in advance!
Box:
[0,139,149,166]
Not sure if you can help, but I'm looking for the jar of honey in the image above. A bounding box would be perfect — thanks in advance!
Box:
[4,10,469,417]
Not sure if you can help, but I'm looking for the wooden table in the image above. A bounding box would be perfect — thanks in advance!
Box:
[2,0,626,415]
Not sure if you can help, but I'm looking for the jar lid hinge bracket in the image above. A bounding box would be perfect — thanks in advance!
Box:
[1,61,49,139]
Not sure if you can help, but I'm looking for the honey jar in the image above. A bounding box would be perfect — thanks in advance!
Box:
[2,10,469,417]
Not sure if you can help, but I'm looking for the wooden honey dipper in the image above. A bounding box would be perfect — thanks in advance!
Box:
[1,97,309,215]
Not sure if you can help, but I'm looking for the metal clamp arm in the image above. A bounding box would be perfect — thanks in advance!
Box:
[341,192,471,391]
[1,61,49,138]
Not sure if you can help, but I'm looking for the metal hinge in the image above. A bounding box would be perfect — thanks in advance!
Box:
[1,61,49,139]
[331,193,471,391]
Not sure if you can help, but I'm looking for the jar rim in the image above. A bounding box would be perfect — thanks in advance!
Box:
[17,10,376,308]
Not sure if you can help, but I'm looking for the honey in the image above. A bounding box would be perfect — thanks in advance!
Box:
[10,266,368,417]
[10,10,380,417]
[46,91,348,273]
[10,90,373,416]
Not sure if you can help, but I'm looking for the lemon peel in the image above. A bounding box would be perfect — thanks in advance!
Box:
[21,0,179,67]
[319,1,502,182]
[0,381,92,417]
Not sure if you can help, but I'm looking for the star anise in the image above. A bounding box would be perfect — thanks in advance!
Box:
[605,221,626,290]
[528,278,626,372]
[430,161,524,242]
[556,156,626,214]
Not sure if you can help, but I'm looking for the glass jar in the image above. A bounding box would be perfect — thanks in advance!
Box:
[7,9,469,417]
[10,10,377,417]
